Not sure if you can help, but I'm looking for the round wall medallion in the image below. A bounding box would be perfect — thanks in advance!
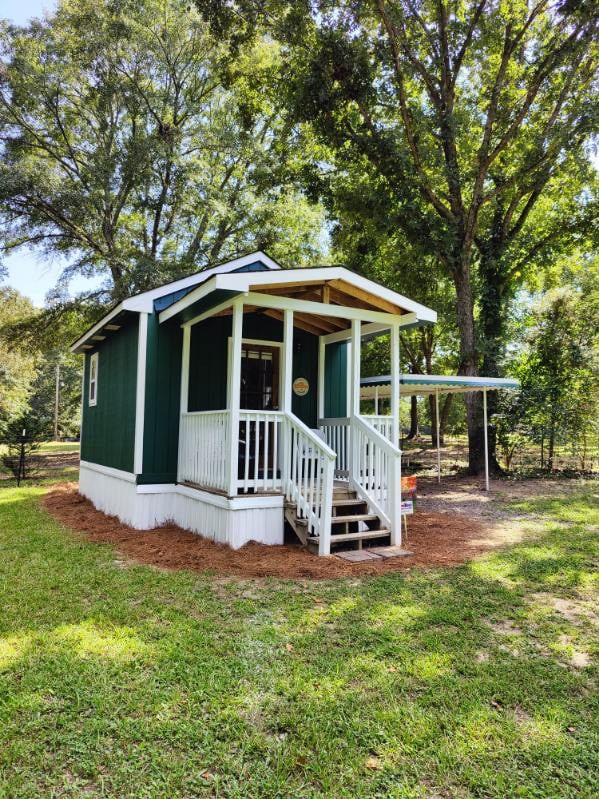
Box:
[292,377,310,397]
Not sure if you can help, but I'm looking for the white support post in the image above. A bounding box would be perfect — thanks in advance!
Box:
[282,309,293,413]
[390,323,401,546]
[350,319,361,417]
[435,388,441,484]
[374,385,379,416]
[390,324,400,446]
[317,335,325,422]
[281,309,294,491]
[133,312,148,475]
[483,388,489,491]
[227,300,243,497]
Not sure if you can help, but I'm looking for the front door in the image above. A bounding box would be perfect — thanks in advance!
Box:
[240,344,280,410]
[239,344,280,484]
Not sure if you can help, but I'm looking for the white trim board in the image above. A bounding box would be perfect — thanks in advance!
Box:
[135,482,284,510]
[133,312,148,474]
[79,460,136,483]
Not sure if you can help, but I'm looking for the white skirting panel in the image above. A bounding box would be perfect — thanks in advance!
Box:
[78,461,284,548]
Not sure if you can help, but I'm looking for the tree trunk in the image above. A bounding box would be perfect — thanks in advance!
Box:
[452,256,485,474]
[406,395,419,439]
[479,249,506,475]
[440,393,453,439]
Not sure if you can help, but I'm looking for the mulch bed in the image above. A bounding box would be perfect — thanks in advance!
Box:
[43,484,500,580]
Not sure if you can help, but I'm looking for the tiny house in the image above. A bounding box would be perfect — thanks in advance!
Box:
[72,252,436,555]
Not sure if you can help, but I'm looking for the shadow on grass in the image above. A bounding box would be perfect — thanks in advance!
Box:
[0,484,596,798]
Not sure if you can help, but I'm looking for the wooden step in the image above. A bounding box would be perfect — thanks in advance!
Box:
[331,513,379,524]
[332,498,365,507]
[310,529,391,543]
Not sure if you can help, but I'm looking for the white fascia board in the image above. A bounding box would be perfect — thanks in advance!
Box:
[215,267,437,322]
[70,304,126,352]
[72,252,282,349]
[130,251,281,311]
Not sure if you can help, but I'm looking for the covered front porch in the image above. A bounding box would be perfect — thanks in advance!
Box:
[159,267,436,555]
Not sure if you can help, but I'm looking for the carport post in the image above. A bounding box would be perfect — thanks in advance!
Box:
[435,388,441,483]
[483,387,489,491]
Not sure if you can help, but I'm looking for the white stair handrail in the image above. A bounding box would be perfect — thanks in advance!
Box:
[282,412,336,556]
[350,414,402,546]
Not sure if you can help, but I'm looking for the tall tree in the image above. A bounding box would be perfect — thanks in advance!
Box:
[0,287,38,434]
[0,0,325,304]
[264,0,597,472]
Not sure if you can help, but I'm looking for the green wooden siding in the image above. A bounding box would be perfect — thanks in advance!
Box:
[324,341,347,418]
[188,316,231,412]
[291,328,318,428]
[80,316,138,472]
[139,315,182,484]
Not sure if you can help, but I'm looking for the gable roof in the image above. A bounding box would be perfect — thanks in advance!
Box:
[158,265,438,327]
[70,251,281,352]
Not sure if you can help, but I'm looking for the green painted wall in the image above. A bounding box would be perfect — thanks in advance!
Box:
[80,316,138,472]
[188,315,231,411]
[139,315,182,484]
[291,328,318,428]
[324,341,348,418]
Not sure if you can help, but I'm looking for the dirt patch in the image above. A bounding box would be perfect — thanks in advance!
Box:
[42,484,526,581]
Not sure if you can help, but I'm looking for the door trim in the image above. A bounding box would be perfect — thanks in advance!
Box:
[227,337,284,410]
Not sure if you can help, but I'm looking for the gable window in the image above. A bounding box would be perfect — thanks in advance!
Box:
[89,352,99,406]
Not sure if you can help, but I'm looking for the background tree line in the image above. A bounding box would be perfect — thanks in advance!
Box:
[1,0,597,473]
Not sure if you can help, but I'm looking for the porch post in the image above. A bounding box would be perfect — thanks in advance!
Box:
[390,323,401,546]
[435,388,441,483]
[282,309,293,413]
[483,388,489,491]
[281,309,294,494]
[374,385,379,416]
[390,324,400,446]
[350,319,361,417]
[317,335,325,422]
[227,300,243,497]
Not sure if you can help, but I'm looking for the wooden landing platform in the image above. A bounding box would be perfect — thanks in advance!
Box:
[335,546,414,563]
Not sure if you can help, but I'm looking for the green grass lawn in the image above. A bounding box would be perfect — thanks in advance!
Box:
[0,481,597,798]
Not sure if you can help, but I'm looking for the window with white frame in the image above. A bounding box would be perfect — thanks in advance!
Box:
[89,352,99,406]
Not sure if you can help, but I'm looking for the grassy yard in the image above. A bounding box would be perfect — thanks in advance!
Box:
[0,480,597,798]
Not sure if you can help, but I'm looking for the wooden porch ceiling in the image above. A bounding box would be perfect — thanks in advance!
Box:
[213,278,409,335]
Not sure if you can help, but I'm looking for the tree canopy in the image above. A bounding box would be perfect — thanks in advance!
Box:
[0,0,325,304]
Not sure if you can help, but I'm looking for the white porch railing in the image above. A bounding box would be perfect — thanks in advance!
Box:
[362,414,395,446]
[319,417,350,478]
[320,415,402,545]
[178,410,229,492]
[178,410,398,553]
[350,415,401,542]
[282,413,336,556]
[178,409,336,554]
[238,410,283,493]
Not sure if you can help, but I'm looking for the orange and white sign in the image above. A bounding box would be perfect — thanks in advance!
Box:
[292,377,310,397]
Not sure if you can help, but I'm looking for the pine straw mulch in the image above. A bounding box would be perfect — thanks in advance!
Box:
[42,483,510,580]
